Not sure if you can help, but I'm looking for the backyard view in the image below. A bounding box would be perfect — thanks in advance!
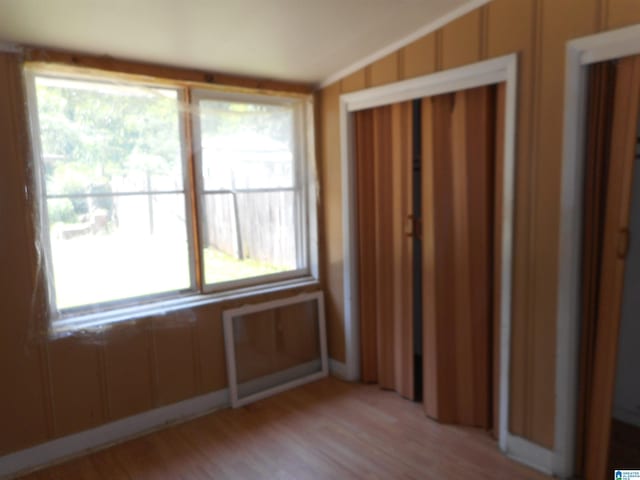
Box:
[35,75,301,311]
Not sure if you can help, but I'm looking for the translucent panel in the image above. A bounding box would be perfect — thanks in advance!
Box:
[34,75,184,196]
[198,99,295,190]
[231,299,321,399]
[201,191,301,285]
[47,194,191,310]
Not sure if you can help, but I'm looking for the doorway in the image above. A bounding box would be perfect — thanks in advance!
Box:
[352,82,505,435]
[338,53,518,452]
[576,54,640,479]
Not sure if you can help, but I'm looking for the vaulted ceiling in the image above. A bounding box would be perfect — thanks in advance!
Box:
[0,0,484,85]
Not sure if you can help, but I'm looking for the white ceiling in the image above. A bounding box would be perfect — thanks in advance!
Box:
[0,0,481,86]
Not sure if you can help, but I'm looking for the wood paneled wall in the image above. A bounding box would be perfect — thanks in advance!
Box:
[0,51,317,457]
[317,0,640,448]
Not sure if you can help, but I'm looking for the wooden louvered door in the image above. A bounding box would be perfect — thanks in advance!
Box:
[582,55,640,480]
[354,83,504,434]
[355,101,414,399]
[421,84,502,429]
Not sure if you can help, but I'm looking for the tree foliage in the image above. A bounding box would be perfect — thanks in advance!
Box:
[36,79,181,192]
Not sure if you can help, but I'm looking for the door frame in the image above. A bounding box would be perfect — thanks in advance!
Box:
[338,53,519,456]
[555,23,640,479]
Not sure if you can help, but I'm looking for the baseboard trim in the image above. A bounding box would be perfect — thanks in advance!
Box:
[505,434,554,476]
[0,388,230,479]
[329,359,348,380]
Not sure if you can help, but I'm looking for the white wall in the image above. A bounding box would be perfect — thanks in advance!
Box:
[613,115,640,428]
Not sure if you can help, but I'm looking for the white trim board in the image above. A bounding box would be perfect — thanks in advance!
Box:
[329,358,349,380]
[318,0,490,88]
[0,388,230,479]
[222,291,329,408]
[339,52,520,459]
[555,23,640,479]
[506,434,554,476]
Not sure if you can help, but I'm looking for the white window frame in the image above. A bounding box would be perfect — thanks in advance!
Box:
[24,66,198,317]
[22,64,319,330]
[190,89,315,293]
[222,290,328,408]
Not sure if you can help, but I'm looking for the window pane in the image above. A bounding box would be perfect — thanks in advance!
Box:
[33,74,192,312]
[35,76,184,196]
[198,100,295,190]
[231,299,321,400]
[202,191,301,285]
[48,194,191,310]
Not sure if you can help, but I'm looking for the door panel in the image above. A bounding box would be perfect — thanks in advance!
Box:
[355,102,414,399]
[584,55,640,480]
[422,86,496,428]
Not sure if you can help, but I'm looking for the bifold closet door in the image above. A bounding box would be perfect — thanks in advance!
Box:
[583,55,640,480]
[355,102,414,399]
[421,86,497,428]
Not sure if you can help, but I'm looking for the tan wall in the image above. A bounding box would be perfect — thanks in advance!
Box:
[317,0,640,448]
[0,52,317,456]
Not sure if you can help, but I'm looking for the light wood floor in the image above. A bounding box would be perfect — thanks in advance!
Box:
[20,378,551,479]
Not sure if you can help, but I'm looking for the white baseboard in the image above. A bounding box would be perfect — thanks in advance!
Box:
[505,434,554,476]
[0,388,230,479]
[329,358,348,380]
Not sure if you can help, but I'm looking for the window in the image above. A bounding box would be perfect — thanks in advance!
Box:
[25,66,316,322]
[192,92,308,290]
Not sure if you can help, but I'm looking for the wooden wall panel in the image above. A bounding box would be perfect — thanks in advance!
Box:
[368,52,400,87]
[486,0,538,439]
[104,323,155,420]
[48,336,105,437]
[528,0,599,447]
[402,34,436,79]
[194,305,227,393]
[153,317,197,406]
[441,9,482,70]
[606,0,640,29]
[341,69,367,93]
[0,52,51,455]
[319,81,347,362]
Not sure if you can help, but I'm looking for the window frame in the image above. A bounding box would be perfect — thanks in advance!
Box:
[190,88,312,293]
[24,68,199,316]
[23,63,318,327]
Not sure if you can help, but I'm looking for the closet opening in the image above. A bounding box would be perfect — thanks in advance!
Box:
[577,54,640,480]
[353,82,505,438]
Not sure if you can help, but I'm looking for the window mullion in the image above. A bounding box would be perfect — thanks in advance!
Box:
[182,87,205,292]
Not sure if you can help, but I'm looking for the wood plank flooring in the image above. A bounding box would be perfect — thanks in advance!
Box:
[19,378,551,479]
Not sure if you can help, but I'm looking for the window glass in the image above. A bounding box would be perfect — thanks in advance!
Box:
[196,97,305,287]
[198,100,295,190]
[33,75,191,311]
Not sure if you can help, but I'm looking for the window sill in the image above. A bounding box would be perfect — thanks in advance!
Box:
[50,276,320,336]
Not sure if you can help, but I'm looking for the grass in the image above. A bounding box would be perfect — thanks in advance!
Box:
[202,248,286,284]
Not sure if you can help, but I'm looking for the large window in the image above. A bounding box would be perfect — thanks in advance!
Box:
[25,66,315,321]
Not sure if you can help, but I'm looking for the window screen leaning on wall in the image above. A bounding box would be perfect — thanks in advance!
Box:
[24,65,315,323]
